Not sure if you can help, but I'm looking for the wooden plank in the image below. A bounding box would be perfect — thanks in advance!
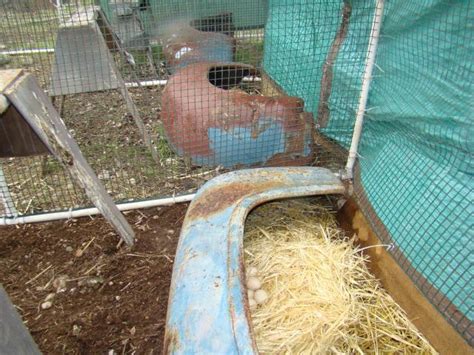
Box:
[50,26,119,96]
[0,104,49,157]
[50,18,159,163]
[0,70,22,92]
[96,10,121,52]
[337,198,473,354]
[0,285,41,354]
[4,70,135,245]
[60,5,98,28]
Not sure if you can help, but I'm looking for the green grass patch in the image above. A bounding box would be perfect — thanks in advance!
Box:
[235,40,264,66]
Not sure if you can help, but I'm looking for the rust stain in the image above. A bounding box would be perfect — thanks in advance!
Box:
[226,222,260,354]
[237,250,252,325]
[161,62,314,167]
[187,180,283,220]
[163,327,181,354]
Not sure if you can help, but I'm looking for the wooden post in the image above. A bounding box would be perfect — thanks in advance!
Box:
[1,69,135,245]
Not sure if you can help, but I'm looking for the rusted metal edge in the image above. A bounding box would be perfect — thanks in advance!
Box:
[164,167,345,354]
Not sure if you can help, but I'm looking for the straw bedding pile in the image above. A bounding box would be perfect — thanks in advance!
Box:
[244,199,436,354]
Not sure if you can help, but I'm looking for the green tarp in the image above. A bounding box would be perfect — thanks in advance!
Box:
[264,0,473,329]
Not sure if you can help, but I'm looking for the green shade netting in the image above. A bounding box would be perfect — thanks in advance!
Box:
[264,0,473,323]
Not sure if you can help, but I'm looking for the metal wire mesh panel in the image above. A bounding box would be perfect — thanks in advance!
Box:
[1,0,361,219]
[352,0,473,345]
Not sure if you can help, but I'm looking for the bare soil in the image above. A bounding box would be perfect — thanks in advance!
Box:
[0,204,188,354]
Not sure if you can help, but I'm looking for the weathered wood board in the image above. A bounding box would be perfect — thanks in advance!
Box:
[50,26,119,96]
[0,285,41,354]
[338,198,473,354]
[1,104,49,157]
[1,69,134,245]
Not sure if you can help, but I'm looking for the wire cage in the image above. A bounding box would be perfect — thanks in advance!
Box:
[0,0,472,348]
[0,0,354,218]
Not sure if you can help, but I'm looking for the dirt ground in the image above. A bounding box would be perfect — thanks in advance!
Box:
[0,203,188,354]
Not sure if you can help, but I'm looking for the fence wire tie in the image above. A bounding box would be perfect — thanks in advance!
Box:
[365,106,378,112]
[374,63,385,73]
[358,243,395,253]
[349,151,365,160]
[67,207,73,220]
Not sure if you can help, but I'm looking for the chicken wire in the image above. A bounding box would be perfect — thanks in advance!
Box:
[0,0,472,347]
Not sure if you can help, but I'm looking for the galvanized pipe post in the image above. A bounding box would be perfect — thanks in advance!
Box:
[344,0,385,179]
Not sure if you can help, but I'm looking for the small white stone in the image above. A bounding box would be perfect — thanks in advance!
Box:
[45,293,56,302]
[99,170,110,180]
[41,301,53,310]
[53,275,68,292]
[72,324,81,336]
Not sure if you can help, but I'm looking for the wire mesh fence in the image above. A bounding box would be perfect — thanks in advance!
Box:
[0,0,355,219]
[0,0,472,347]
[352,0,473,344]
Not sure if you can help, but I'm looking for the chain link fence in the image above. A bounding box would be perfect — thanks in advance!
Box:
[0,0,472,347]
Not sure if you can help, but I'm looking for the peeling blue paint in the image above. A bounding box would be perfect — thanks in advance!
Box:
[187,120,312,168]
[206,121,285,167]
[165,167,345,354]
[171,40,234,73]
